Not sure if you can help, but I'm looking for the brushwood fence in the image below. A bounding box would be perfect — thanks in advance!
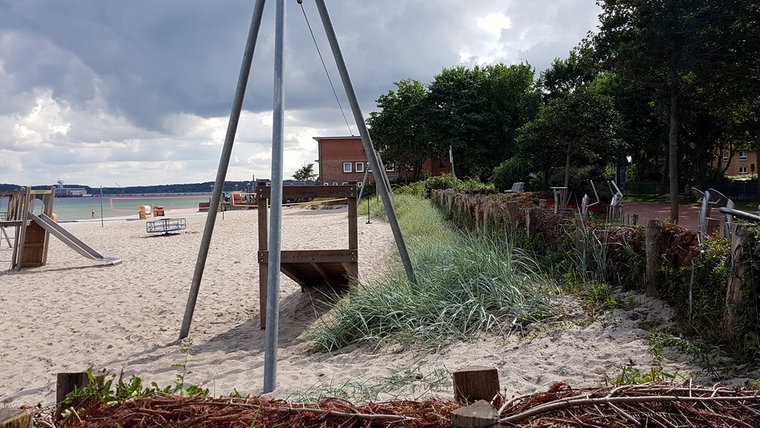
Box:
[432,189,760,360]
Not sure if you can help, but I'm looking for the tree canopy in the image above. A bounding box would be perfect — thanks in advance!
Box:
[590,0,760,220]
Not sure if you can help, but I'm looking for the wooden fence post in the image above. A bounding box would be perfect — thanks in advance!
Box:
[452,366,500,404]
[723,224,747,342]
[526,208,537,238]
[56,371,105,420]
[451,400,499,428]
[505,201,519,223]
[706,217,720,236]
[645,220,663,296]
[0,408,31,428]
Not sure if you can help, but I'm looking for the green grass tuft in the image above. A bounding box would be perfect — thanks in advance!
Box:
[311,194,557,352]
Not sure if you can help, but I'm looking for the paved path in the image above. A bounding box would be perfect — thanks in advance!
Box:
[623,201,705,228]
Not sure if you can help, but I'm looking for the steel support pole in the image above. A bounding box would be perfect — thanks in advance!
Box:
[179,0,266,339]
[263,0,286,394]
[314,0,416,285]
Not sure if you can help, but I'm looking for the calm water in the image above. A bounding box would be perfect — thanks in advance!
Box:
[2,194,212,221]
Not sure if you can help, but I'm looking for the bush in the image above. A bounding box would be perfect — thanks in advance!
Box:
[492,157,532,192]
[423,173,458,197]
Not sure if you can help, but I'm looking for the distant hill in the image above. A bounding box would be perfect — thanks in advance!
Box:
[0,180,314,195]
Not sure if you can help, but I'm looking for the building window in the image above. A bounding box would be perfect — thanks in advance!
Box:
[355,162,365,173]
[740,151,748,160]
[385,162,395,172]
[739,167,748,174]
[342,162,352,173]
[722,151,729,161]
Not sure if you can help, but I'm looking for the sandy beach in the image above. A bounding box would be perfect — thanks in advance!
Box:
[0,206,746,410]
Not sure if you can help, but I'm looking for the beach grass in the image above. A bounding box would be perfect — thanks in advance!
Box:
[310,194,557,352]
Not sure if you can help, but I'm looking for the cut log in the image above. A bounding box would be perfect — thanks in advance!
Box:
[0,408,31,428]
[452,366,500,404]
[450,400,499,428]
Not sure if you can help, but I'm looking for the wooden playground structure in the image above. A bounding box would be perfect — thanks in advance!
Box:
[1,188,120,270]
[256,181,358,329]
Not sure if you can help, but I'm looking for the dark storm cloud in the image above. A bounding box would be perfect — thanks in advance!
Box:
[0,1,601,186]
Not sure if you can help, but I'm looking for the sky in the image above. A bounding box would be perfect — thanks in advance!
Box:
[0,1,601,188]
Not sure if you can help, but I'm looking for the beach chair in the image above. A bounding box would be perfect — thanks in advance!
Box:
[504,182,525,193]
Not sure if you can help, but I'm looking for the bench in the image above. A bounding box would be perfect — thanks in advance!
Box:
[504,182,525,193]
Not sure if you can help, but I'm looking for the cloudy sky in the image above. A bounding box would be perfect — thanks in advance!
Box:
[0,1,601,187]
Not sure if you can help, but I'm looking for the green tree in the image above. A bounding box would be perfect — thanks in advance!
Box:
[427,64,540,181]
[293,163,317,182]
[590,0,760,221]
[540,47,598,101]
[517,89,625,188]
[367,79,434,181]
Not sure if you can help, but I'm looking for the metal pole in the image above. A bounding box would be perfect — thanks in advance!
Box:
[263,0,286,394]
[179,0,266,339]
[314,0,416,284]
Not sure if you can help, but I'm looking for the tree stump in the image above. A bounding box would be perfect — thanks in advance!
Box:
[450,400,499,428]
[452,366,500,404]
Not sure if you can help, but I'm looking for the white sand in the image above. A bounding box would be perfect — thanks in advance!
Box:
[0,207,741,408]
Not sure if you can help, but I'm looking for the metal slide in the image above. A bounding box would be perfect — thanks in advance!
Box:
[30,213,121,265]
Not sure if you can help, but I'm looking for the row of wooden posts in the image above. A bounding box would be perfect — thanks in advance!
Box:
[435,189,754,343]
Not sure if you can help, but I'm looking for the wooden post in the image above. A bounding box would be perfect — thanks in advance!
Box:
[450,400,499,428]
[705,218,720,236]
[0,408,31,428]
[56,372,104,420]
[723,224,747,342]
[645,220,663,296]
[505,201,519,223]
[452,366,500,404]
[526,208,537,238]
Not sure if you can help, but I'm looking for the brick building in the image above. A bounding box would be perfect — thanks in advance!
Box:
[314,136,452,185]
[716,149,758,177]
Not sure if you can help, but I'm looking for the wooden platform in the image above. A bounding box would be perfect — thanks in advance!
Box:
[257,182,358,329]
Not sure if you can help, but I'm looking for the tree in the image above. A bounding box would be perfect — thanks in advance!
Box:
[367,79,435,181]
[293,163,317,182]
[590,0,760,221]
[427,64,540,181]
[539,47,598,101]
[517,89,625,188]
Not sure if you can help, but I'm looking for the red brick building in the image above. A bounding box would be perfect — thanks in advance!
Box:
[314,136,452,185]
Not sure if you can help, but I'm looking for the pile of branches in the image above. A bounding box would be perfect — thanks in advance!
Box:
[55,395,461,428]
[44,381,760,427]
[500,381,760,427]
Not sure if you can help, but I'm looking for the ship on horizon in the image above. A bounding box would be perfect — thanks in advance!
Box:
[55,180,90,197]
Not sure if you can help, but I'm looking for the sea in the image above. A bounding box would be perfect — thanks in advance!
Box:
[11,194,212,222]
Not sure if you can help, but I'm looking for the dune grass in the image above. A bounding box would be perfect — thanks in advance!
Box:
[310,194,557,352]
